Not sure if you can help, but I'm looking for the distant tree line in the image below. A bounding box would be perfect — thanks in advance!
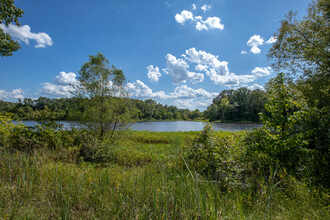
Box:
[0,87,269,123]
[0,96,204,121]
[204,87,267,122]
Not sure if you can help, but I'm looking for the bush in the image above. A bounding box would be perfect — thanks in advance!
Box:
[184,123,245,187]
[243,73,329,187]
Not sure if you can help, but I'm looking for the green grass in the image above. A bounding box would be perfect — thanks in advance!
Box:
[0,131,329,219]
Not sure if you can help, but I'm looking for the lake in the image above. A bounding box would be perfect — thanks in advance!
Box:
[14,121,261,132]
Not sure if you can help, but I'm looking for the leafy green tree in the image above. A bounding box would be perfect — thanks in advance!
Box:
[266,0,329,186]
[74,52,130,139]
[260,73,298,140]
[244,73,310,178]
[204,88,266,122]
[267,0,330,108]
[0,0,24,56]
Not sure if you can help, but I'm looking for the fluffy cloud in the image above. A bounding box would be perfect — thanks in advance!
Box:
[241,50,247,54]
[201,5,211,12]
[184,48,255,86]
[164,54,204,84]
[54,72,77,85]
[147,65,162,82]
[195,16,224,31]
[175,10,194,24]
[41,83,74,97]
[247,35,264,54]
[174,9,223,31]
[251,66,272,77]
[185,48,229,75]
[127,80,217,101]
[170,85,217,99]
[192,4,197,10]
[126,80,168,99]
[173,98,213,111]
[127,80,217,110]
[266,36,277,44]
[40,72,77,97]
[0,88,24,100]
[207,70,256,86]
[150,48,268,88]
[0,24,53,48]
[235,84,265,91]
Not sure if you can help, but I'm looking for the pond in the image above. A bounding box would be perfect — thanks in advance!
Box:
[14,120,261,132]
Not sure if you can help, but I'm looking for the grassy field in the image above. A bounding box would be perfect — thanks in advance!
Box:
[0,130,329,219]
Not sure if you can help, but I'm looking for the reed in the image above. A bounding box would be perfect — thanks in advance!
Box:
[0,131,328,219]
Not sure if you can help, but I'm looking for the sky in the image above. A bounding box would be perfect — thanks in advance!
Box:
[0,0,312,110]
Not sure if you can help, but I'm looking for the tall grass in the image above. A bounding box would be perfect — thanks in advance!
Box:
[0,130,329,219]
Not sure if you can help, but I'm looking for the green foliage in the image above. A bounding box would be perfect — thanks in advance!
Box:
[184,123,246,188]
[205,87,267,122]
[0,128,328,219]
[0,113,85,162]
[267,0,330,109]
[0,96,204,122]
[264,0,329,187]
[0,0,24,56]
[75,52,132,139]
[246,74,308,172]
[244,73,329,187]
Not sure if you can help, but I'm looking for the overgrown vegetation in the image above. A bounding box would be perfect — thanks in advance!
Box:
[0,115,328,219]
[0,97,205,122]
[204,87,267,122]
[0,0,329,218]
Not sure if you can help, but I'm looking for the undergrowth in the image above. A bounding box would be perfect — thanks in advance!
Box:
[0,116,328,219]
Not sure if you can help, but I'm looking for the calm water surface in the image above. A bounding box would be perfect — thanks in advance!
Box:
[15,121,261,132]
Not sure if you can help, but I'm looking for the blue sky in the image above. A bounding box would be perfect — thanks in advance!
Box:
[1,0,311,110]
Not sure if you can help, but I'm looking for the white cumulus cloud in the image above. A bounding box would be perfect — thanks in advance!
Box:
[235,84,265,91]
[149,48,261,87]
[40,72,77,97]
[173,98,213,111]
[184,48,255,86]
[0,88,24,100]
[174,9,224,31]
[54,72,77,85]
[0,24,53,48]
[206,70,256,86]
[266,36,277,44]
[126,80,168,99]
[164,54,204,84]
[170,85,217,99]
[195,16,224,31]
[241,50,247,54]
[147,65,162,82]
[247,35,264,54]
[185,48,229,75]
[201,5,211,12]
[127,80,217,103]
[251,66,272,77]
[175,10,194,24]
[192,4,197,10]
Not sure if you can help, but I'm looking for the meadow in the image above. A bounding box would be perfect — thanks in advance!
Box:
[0,118,328,219]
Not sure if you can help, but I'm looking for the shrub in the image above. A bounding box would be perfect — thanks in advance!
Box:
[184,123,245,187]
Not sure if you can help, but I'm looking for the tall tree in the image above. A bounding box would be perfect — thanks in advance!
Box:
[75,52,130,139]
[0,0,24,56]
[265,0,329,186]
[267,0,330,108]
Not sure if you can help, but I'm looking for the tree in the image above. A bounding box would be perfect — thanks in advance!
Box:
[204,88,266,122]
[0,0,24,56]
[260,73,299,141]
[266,0,329,186]
[75,52,130,139]
[267,0,330,108]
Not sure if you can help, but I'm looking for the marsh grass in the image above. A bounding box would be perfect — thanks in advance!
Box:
[0,131,329,219]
